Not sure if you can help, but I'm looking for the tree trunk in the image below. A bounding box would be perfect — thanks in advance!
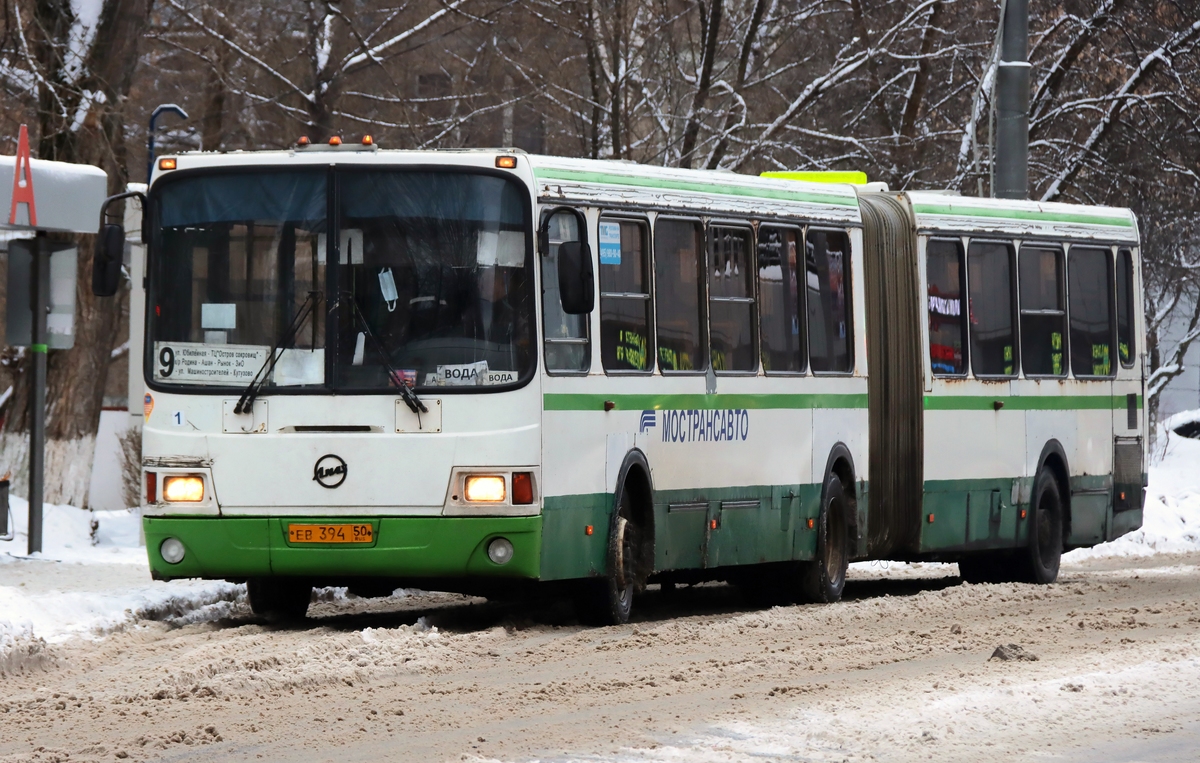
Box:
[0,0,152,506]
[678,0,723,169]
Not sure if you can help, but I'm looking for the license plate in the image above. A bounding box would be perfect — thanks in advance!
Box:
[287,523,374,544]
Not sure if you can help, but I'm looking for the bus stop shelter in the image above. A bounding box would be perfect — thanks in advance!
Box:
[0,126,108,553]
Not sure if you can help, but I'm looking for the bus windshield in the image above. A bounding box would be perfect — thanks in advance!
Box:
[148,168,535,392]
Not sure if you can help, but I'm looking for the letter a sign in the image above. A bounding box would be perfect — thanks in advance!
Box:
[8,124,36,227]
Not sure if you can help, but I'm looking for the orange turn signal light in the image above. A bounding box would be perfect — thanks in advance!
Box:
[158,157,177,171]
[806,518,815,529]
[927,513,935,523]
[1020,509,1028,519]
[585,525,593,536]
[710,518,718,530]
[329,135,342,146]
[496,155,517,169]
[512,472,534,505]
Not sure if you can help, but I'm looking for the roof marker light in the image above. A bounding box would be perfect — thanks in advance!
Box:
[329,135,342,146]
[361,135,374,146]
[297,136,310,147]
[158,158,177,171]
[496,155,517,169]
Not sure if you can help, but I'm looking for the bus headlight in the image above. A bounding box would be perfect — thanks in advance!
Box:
[163,475,205,502]
[487,537,514,565]
[464,475,506,502]
[160,537,186,564]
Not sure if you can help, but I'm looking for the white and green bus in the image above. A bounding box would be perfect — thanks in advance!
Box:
[93,144,1146,623]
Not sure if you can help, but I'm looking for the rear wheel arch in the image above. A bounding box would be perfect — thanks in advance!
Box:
[821,443,859,537]
[1036,440,1071,544]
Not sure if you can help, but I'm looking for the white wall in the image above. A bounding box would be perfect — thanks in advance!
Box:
[87,409,131,510]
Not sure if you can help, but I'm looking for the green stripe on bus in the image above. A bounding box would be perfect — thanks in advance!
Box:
[924,395,1142,411]
[911,203,1134,228]
[544,393,869,411]
[533,168,860,208]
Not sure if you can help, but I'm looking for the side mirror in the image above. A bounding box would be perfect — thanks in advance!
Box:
[92,223,124,297]
[557,240,594,315]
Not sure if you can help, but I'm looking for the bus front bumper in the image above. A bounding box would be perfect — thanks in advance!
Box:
[143,516,541,581]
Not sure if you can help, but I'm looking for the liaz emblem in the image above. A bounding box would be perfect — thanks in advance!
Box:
[313,454,348,488]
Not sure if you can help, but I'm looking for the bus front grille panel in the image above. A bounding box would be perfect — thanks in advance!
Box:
[859,193,924,556]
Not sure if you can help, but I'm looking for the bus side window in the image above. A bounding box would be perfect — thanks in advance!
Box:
[599,217,652,372]
[541,208,590,372]
[926,239,967,375]
[708,225,757,372]
[654,218,706,372]
[758,226,805,373]
[1116,249,1135,367]
[1019,244,1067,377]
[967,241,1017,377]
[1068,246,1115,378]
[807,229,853,373]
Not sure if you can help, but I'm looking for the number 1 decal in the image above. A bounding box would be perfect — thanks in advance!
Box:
[171,411,186,427]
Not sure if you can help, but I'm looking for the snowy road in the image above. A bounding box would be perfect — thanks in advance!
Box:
[3,431,1199,762]
[1,553,1199,763]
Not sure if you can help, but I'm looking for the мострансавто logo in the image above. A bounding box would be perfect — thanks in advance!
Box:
[641,409,750,442]
[639,410,656,433]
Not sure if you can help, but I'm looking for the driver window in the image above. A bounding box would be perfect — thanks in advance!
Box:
[542,209,590,372]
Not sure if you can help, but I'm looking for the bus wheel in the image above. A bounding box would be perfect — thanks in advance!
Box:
[247,578,312,621]
[577,490,638,625]
[1022,469,1063,584]
[799,471,850,603]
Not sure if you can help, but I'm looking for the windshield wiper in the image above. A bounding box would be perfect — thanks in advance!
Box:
[344,295,428,416]
[234,290,321,415]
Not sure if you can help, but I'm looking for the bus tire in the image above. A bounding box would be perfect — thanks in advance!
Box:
[247,578,312,621]
[577,488,638,626]
[798,471,850,603]
[1022,469,1063,584]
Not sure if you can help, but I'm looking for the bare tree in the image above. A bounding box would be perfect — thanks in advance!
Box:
[0,0,153,505]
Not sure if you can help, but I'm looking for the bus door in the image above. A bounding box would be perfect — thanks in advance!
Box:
[1063,243,1116,544]
[1111,247,1144,537]
[966,239,1026,549]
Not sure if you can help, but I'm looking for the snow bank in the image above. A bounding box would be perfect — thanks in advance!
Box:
[1065,423,1200,560]
[0,496,242,672]
[0,580,242,656]
[0,496,145,565]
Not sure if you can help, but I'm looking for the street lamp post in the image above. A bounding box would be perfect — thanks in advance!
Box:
[147,104,189,183]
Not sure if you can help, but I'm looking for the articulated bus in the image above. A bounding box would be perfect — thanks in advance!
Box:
[93,144,1146,623]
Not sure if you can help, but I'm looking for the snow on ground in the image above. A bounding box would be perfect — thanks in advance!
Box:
[0,497,241,672]
[579,648,1200,763]
[2,417,1199,671]
[0,496,145,565]
[1065,424,1200,561]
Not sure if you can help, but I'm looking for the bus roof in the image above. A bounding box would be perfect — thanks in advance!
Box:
[151,148,1137,243]
[904,190,1139,244]
[151,148,865,227]
[526,155,862,226]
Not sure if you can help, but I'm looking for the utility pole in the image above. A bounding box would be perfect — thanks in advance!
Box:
[27,232,49,554]
[993,0,1029,199]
